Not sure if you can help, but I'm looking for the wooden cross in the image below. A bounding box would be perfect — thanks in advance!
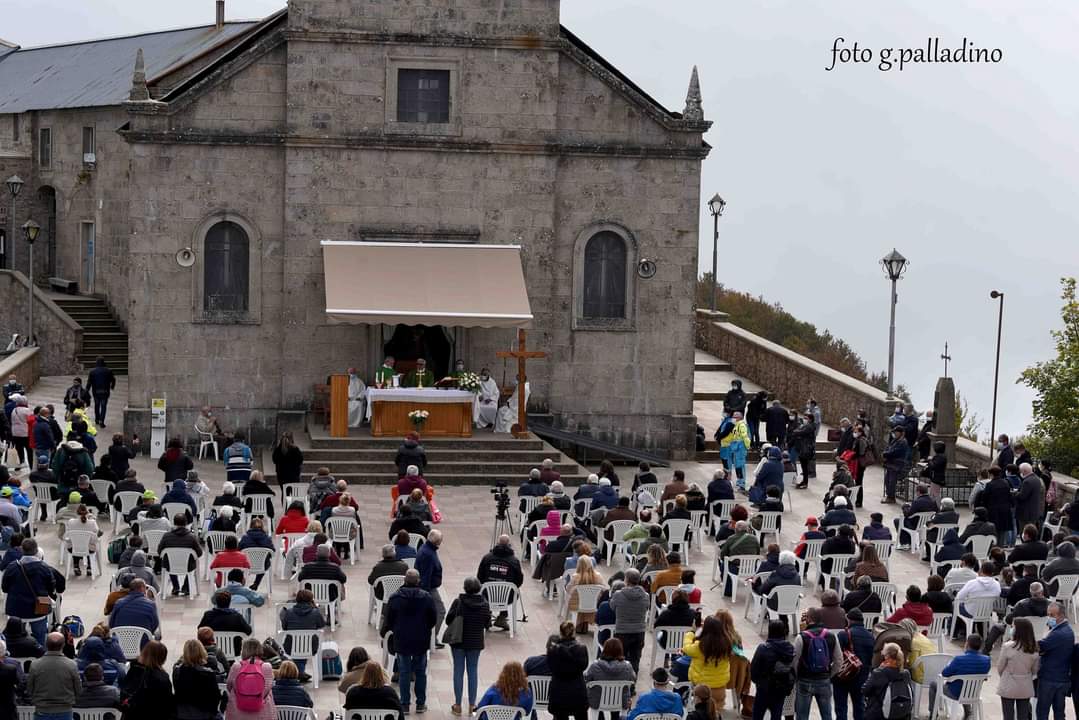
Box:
[941,341,952,378]
[495,328,546,438]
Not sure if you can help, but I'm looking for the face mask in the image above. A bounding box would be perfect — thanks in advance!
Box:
[1047,617,1058,629]
[481,374,489,381]
[997,442,1006,450]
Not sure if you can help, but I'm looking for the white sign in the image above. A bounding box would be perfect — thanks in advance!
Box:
[150,397,167,457]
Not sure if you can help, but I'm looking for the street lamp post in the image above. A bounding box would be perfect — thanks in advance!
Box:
[989,290,1004,455]
[21,221,39,347]
[880,249,910,396]
[707,193,726,312]
[5,175,24,271]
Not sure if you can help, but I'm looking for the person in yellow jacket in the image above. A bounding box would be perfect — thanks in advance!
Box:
[71,402,97,436]
[901,618,936,682]
[681,617,733,709]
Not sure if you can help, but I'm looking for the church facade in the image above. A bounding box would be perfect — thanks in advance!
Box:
[0,0,711,455]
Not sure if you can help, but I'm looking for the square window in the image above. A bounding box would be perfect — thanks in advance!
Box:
[396,69,451,124]
[39,128,51,168]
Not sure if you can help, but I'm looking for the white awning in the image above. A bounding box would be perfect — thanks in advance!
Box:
[321,240,534,328]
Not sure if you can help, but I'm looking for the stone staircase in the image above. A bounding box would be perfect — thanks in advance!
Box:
[266,429,591,487]
[52,296,129,375]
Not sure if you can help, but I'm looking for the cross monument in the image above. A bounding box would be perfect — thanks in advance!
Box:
[496,328,546,439]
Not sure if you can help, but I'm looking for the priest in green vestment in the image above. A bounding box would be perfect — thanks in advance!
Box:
[451,359,467,378]
[403,358,436,388]
[374,356,396,387]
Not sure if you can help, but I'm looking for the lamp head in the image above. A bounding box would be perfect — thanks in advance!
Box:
[21,220,40,245]
[707,193,726,218]
[880,248,909,281]
[990,290,1003,299]
[5,175,23,199]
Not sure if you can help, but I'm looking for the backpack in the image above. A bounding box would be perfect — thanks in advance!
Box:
[800,628,832,675]
[60,453,81,484]
[882,670,914,720]
[234,658,267,712]
[61,614,85,638]
[770,657,797,697]
[107,535,128,565]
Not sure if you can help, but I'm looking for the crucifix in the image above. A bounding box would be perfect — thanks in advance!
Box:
[941,342,952,378]
[495,328,546,439]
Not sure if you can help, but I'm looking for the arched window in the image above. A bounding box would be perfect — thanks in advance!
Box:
[203,221,249,314]
[582,231,627,319]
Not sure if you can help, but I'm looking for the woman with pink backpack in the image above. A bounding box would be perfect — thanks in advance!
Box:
[226,638,276,720]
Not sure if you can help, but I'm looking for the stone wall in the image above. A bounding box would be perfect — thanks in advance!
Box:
[0,270,82,375]
[696,309,893,442]
[0,347,41,393]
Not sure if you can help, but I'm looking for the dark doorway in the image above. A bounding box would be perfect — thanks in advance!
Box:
[37,186,57,277]
[383,324,453,379]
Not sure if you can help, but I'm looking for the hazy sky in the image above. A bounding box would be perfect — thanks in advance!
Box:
[6,0,1078,438]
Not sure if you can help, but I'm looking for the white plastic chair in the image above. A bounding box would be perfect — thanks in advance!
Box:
[689,509,709,550]
[762,585,803,636]
[718,554,760,603]
[867,539,894,570]
[407,532,426,551]
[162,502,193,523]
[30,482,60,523]
[214,630,250,662]
[276,707,318,720]
[900,512,936,554]
[924,524,959,562]
[753,511,782,543]
[649,626,694,670]
[16,707,33,720]
[368,574,406,626]
[794,539,824,585]
[301,578,343,630]
[930,673,987,720]
[242,546,275,594]
[662,518,693,557]
[518,497,541,539]
[575,497,593,520]
[819,553,858,595]
[277,629,322,687]
[965,535,995,563]
[71,710,122,720]
[861,612,881,630]
[633,713,683,720]
[1050,574,1079,621]
[346,711,398,720]
[911,653,954,719]
[112,490,142,526]
[196,424,219,460]
[481,581,520,637]
[563,583,605,626]
[276,532,306,579]
[246,494,276,522]
[636,483,662,512]
[64,528,100,579]
[326,516,361,563]
[203,530,240,579]
[871,582,898,616]
[160,547,200,598]
[89,478,115,506]
[599,520,635,566]
[709,499,736,535]
[528,675,551,713]
[111,626,154,660]
[588,679,636,720]
[140,529,167,560]
[281,482,309,510]
[475,706,526,720]
[952,596,997,638]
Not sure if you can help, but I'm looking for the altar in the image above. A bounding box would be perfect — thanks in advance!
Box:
[366,388,475,438]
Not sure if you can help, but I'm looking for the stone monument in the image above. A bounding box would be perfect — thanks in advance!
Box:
[928,376,958,465]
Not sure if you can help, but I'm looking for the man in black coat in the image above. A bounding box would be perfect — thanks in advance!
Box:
[995,434,1015,470]
[477,534,524,630]
[86,356,116,427]
[1008,524,1050,566]
[381,569,436,713]
[894,483,938,548]
[198,591,253,634]
[958,506,998,544]
[63,378,90,416]
[765,400,789,447]
[1015,463,1046,530]
[881,427,908,503]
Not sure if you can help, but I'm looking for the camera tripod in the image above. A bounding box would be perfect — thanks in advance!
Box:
[490,508,514,546]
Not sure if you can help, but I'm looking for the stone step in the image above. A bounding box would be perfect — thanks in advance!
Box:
[267,471,593,487]
[309,437,546,451]
[300,460,580,474]
[302,448,570,462]
[76,319,122,329]
[694,362,732,372]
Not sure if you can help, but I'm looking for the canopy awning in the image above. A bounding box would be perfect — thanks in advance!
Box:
[321,240,534,328]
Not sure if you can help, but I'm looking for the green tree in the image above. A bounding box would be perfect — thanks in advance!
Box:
[1019,277,1079,475]
[954,388,983,442]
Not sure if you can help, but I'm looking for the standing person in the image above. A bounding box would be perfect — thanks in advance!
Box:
[681,616,733,710]
[445,576,492,716]
[1036,603,1073,720]
[833,612,875,720]
[173,639,224,720]
[158,437,194,484]
[724,380,747,416]
[1015,463,1046,533]
[981,467,1015,547]
[765,401,789,448]
[546,621,589,720]
[747,391,769,449]
[416,528,445,642]
[750,620,796,720]
[381,569,437,714]
[861,642,911,720]
[610,568,650,674]
[9,396,31,470]
[121,640,175,720]
[271,431,304,497]
[729,412,751,491]
[2,538,63,644]
[792,607,842,720]
[997,618,1039,720]
[87,356,116,427]
[27,632,82,719]
[881,427,908,504]
[63,377,91,417]
[790,412,817,489]
[225,638,275,720]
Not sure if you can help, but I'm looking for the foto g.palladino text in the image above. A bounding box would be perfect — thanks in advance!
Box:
[826,37,1004,72]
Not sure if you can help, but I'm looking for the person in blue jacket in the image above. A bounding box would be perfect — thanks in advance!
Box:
[834,609,876,720]
[929,634,991,719]
[749,447,784,506]
[1038,602,1074,720]
[627,667,684,720]
[476,661,534,716]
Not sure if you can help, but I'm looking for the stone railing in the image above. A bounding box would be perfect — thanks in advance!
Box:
[0,347,41,392]
[695,309,893,440]
[0,270,83,376]
[695,308,1079,508]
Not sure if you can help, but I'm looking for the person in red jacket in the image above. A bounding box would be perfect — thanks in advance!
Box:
[275,500,310,534]
[209,535,250,587]
[886,584,934,626]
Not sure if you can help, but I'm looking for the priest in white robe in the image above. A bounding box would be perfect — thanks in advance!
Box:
[347,368,368,427]
[494,379,530,433]
[473,367,500,428]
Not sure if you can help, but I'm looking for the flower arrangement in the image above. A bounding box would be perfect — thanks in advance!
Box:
[408,409,430,428]
[456,372,482,393]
